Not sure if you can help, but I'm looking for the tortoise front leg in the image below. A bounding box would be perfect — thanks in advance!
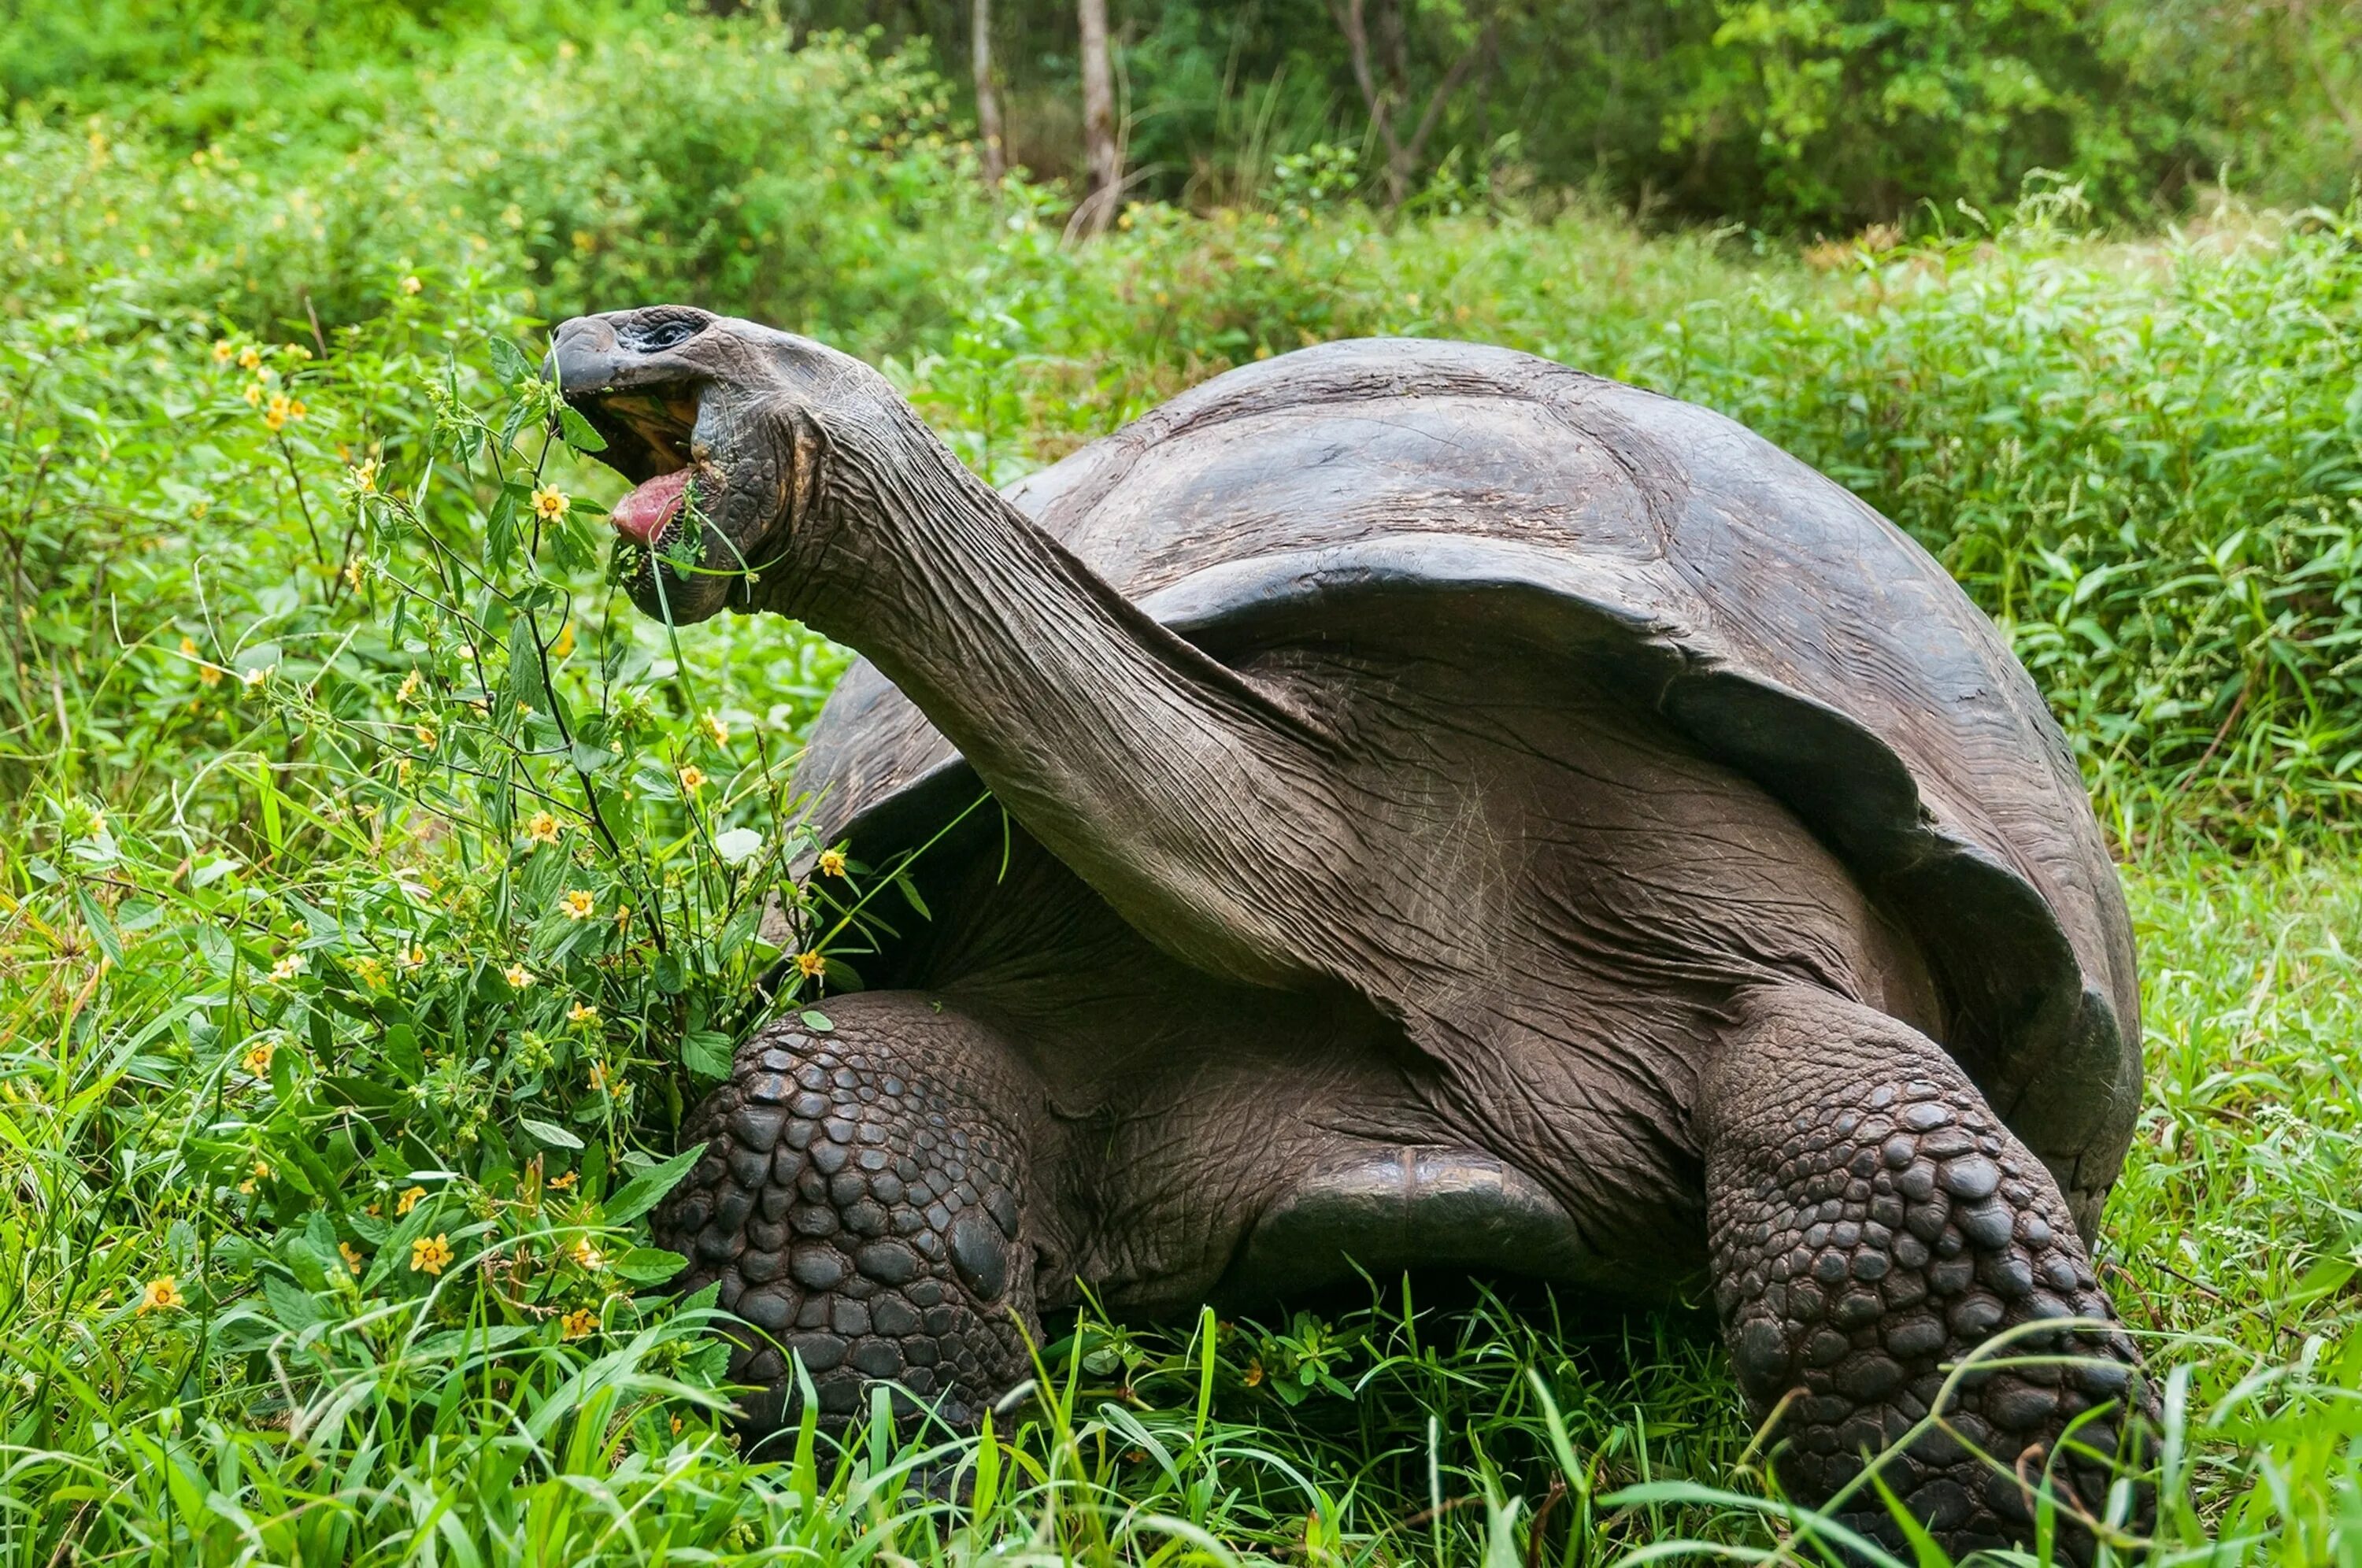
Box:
[653,992,1049,1437]
[1700,985,2152,1562]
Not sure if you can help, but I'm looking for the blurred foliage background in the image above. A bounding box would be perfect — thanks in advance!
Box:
[8,0,2362,231]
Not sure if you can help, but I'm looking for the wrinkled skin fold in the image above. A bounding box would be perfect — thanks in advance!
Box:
[553,309,2155,1559]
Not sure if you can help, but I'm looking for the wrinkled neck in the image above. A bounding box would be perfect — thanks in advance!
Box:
[762,402,1352,990]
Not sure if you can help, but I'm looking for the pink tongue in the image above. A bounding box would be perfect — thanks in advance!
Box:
[611,469,693,544]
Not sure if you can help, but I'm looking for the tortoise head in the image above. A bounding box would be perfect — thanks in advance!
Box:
[550,305,905,625]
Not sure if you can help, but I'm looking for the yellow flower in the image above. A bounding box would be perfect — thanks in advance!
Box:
[676,764,705,793]
[354,458,378,493]
[816,849,847,878]
[505,963,535,989]
[397,944,426,971]
[241,664,272,689]
[560,889,596,921]
[238,346,261,370]
[242,381,264,407]
[342,558,365,590]
[395,1185,427,1215]
[212,339,235,364]
[339,1241,364,1276]
[698,711,729,745]
[413,723,436,749]
[241,1040,274,1075]
[794,950,827,980]
[613,904,631,930]
[263,392,297,432]
[190,498,209,520]
[531,485,569,521]
[399,275,423,295]
[547,1170,578,1189]
[569,1237,605,1271]
[268,952,305,982]
[250,1158,272,1182]
[139,1275,184,1314]
[351,954,386,988]
[1242,1357,1264,1388]
[526,811,561,845]
[560,1306,598,1340]
[410,1234,454,1275]
[547,621,575,660]
[567,1000,598,1026]
[397,670,421,703]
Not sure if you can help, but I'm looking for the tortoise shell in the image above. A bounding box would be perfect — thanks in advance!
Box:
[788,338,2139,1235]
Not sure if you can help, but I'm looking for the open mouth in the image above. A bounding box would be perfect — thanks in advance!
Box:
[566,383,706,547]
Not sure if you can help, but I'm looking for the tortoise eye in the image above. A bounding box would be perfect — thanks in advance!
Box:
[634,316,703,352]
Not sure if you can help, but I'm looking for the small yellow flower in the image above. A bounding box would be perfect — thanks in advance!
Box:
[241,664,272,690]
[816,849,847,878]
[212,339,235,364]
[268,952,305,982]
[560,889,596,921]
[1242,1357,1265,1388]
[413,723,436,749]
[612,904,632,930]
[505,963,535,989]
[241,1040,274,1075]
[339,1241,364,1276]
[547,1170,577,1189]
[397,670,421,703]
[262,392,296,432]
[547,621,575,660]
[531,485,569,521]
[351,954,386,988]
[139,1275,184,1314]
[399,275,423,295]
[699,710,728,745]
[395,1185,427,1215]
[410,1234,454,1275]
[353,458,378,493]
[242,381,264,408]
[588,1061,612,1094]
[238,346,261,370]
[190,498,210,520]
[397,944,426,972]
[560,1306,598,1340]
[568,1237,605,1271]
[676,764,705,793]
[794,950,827,980]
[567,1000,599,1026]
[526,811,561,845]
[251,1158,272,1182]
[342,558,365,590]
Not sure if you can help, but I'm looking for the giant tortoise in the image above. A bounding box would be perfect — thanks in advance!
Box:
[552,307,2153,1555]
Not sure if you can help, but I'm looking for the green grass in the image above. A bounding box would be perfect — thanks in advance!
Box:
[3,13,2362,1564]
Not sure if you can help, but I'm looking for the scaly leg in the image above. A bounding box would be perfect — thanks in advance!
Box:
[654,991,1048,1433]
[1701,985,2152,1561]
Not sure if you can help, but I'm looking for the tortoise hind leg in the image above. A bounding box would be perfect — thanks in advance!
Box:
[653,991,1048,1438]
[1699,984,2153,1562]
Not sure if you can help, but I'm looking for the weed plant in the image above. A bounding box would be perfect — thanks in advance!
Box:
[2,14,2360,1564]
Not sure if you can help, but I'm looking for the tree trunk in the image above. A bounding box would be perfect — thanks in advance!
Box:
[1328,0,1490,207]
[1075,0,1120,235]
[972,0,1006,183]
